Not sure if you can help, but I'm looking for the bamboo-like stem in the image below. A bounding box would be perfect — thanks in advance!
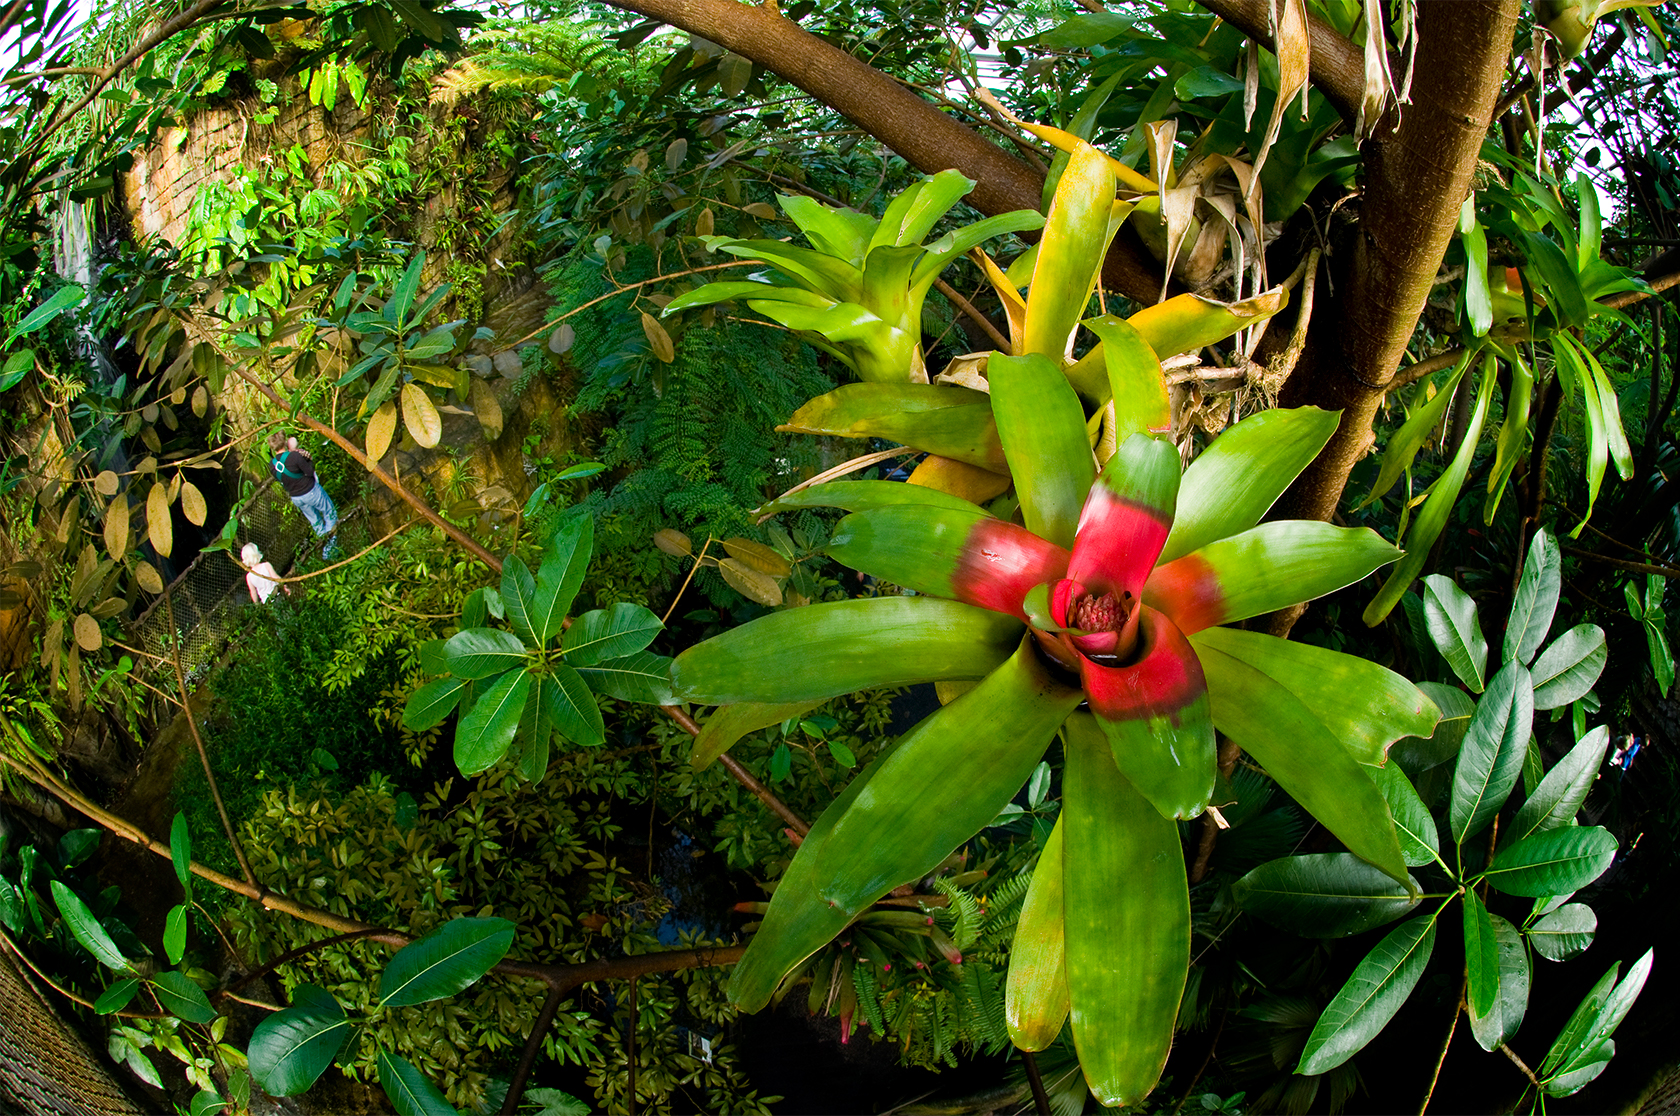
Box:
[163,585,255,887]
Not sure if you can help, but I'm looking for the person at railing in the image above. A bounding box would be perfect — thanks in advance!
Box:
[267,432,339,556]
[242,543,285,604]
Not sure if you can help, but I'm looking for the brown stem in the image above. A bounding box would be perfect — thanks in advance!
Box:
[934,277,1010,352]
[163,585,255,887]
[1021,1049,1053,1116]
[1499,1043,1542,1088]
[1418,979,1465,1114]
[1391,348,1468,392]
[1603,270,1680,310]
[1190,737,1244,883]
[503,984,565,1115]
[718,753,810,836]
[225,928,394,995]
[1560,546,1680,580]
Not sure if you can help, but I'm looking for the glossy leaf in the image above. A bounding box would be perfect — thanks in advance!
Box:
[1391,681,1474,773]
[988,352,1094,548]
[536,667,605,747]
[758,479,984,518]
[1160,406,1339,563]
[378,917,517,1007]
[249,985,350,1096]
[152,970,218,1024]
[1423,574,1489,693]
[49,880,127,970]
[1068,433,1179,599]
[691,701,821,769]
[454,669,531,775]
[781,383,1006,471]
[531,515,593,644]
[443,628,527,680]
[1506,529,1561,667]
[1005,816,1068,1051]
[1484,826,1617,897]
[1530,625,1607,710]
[1469,914,1530,1051]
[562,603,662,666]
[1544,950,1652,1094]
[1147,521,1399,635]
[378,1049,461,1116]
[1485,350,1533,524]
[170,812,192,888]
[1195,639,1408,882]
[573,651,674,706]
[1121,287,1289,364]
[402,677,466,732]
[1529,903,1597,961]
[815,640,1082,911]
[94,978,139,1015]
[1233,854,1420,938]
[673,597,1022,703]
[1369,764,1440,867]
[1540,963,1619,1078]
[1021,143,1117,360]
[1062,714,1186,1108]
[1361,352,1473,509]
[1449,660,1533,845]
[164,905,187,965]
[729,741,905,1011]
[1463,890,1499,1020]
[1298,915,1438,1075]
[500,557,538,646]
[1509,725,1610,844]
[1085,315,1169,434]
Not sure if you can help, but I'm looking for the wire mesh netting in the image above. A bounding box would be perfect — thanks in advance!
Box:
[125,489,314,681]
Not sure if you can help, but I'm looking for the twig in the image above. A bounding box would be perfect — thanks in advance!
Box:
[1599,269,1680,310]
[1560,546,1680,581]
[163,584,255,887]
[1418,980,1465,1114]
[661,537,715,625]
[225,928,394,994]
[1499,1043,1542,1088]
[1390,347,1468,392]
[238,518,419,585]
[718,753,810,836]
[0,925,162,1018]
[934,277,1010,352]
[754,447,922,521]
[507,262,759,350]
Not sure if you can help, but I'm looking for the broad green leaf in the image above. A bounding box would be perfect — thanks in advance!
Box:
[1148,521,1400,636]
[781,194,877,262]
[443,628,528,680]
[378,917,517,1007]
[164,905,188,965]
[49,880,127,970]
[1540,963,1619,1077]
[10,283,85,339]
[1192,629,1437,769]
[170,812,192,888]
[1509,725,1610,844]
[1364,361,1496,623]
[1461,201,1492,336]
[500,557,538,645]
[454,669,531,774]
[562,603,662,666]
[1005,815,1068,1051]
[1529,903,1596,961]
[815,640,1082,910]
[388,254,425,324]
[1546,1042,1615,1097]
[1391,681,1474,773]
[1021,143,1117,359]
[1161,406,1339,563]
[1484,826,1617,897]
[672,597,1021,704]
[574,651,674,706]
[1298,914,1438,1075]
[536,667,605,748]
[1195,639,1408,882]
[1360,351,1472,509]
[987,352,1094,548]
[1120,287,1289,363]
[530,514,593,643]
[1422,574,1488,693]
[1463,891,1499,1020]
[249,984,350,1096]
[402,676,467,732]
[1062,714,1187,1108]
[1574,340,1633,482]
[1505,529,1561,666]
[781,383,1006,472]
[378,1049,461,1116]
[1530,625,1607,710]
[729,738,906,1011]
[1469,913,1530,1051]
[691,701,821,769]
[1369,764,1439,867]
[1233,853,1420,937]
[152,970,218,1024]
[1085,315,1169,433]
[188,1090,227,1116]
[94,977,140,1015]
[1564,949,1652,1073]
[1449,660,1533,845]
[757,479,985,518]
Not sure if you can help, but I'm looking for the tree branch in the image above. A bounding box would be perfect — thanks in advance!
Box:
[1194,0,1369,123]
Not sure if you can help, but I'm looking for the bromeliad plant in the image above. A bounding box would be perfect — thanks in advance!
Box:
[401,511,674,781]
[670,143,1441,1106]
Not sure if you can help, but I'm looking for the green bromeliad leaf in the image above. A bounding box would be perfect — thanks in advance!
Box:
[691,701,822,769]
[1021,143,1119,361]
[1063,288,1291,396]
[814,639,1082,911]
[671,597,1022,704]
[756,479,987,518]
[780,383,1006,471]
[1086,314,1169,434]
[1159,406,1340,563]
[987,352,1094,548]
[1005,816,1069,1052]
[1062,713,1187,1108]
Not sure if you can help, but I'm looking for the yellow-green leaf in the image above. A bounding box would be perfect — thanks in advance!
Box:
[180,481,207,526]
[722,537,791,577]
[400,383,441,449]
[469,378,503,440]
[718,557,782,606]
[147,481,172,559]
[135,561,164,595]
[94,470,119,497]
[366,401,398,463]
[641,311,676,362]
[103,496,129,560]
[73,613,101,652]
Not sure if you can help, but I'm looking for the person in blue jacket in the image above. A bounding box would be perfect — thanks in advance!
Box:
[268,432,339,553]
